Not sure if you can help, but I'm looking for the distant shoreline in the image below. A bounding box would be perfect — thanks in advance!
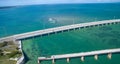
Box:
[0,6,16,9]
[0,2,120,8]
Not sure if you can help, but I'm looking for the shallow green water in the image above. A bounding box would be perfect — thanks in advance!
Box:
[22,24,120,64]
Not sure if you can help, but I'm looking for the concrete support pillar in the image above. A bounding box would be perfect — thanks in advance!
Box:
[48,33,50,36]
[99,24,102,26]
[112,22,115,24]
[108,53,112,59]
[52,59,55,64]
[81,56,84,62]
[94,55,98,60]
[110,23,112,25]
[108,23,111,25]
[114,22,116,24]
[112,22,114,24]
[68,29,69,32]
[67,58,70,63]
[74,28,75,31]
[54,32,56,34]
[38,60,40,64]
[103,23,106,25]
[40,35,42,38]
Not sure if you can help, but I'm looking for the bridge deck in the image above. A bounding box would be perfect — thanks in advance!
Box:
[38,48,120,60]
[0,19,120,41]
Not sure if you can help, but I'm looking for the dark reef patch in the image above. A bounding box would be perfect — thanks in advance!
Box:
[108,38,120,47]
[94,32,112,38]
[111,31,120,38]
[99,26,112,31]
[94,30,120,38]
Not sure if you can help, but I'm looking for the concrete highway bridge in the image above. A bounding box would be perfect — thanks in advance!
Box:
[0,19,120,42]
[38,48,120,64]
[0,19,120,64]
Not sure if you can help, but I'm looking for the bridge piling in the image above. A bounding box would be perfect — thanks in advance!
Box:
[81,56,84,61]
[52,58,55,64]
[38,59,40,64]
[67,58,70,63]
[94,55,98,60]
[108,53,112,59]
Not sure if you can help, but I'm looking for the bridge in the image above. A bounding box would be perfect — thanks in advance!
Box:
[0,19,120,64]
[0,19,120,42]
[38,48,120,64]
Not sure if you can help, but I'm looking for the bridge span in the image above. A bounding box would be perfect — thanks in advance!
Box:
[0,19,120,64]
[0,19,120,41]
[38,48,120,64]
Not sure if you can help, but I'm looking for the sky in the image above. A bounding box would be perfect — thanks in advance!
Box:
[0,0,120,6]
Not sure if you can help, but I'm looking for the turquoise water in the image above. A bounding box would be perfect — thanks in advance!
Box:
[0,3,120,37]
[0,3,120,64]
[22,24,120,64]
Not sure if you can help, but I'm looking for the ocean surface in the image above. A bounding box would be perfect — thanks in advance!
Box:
[0,3,120,64]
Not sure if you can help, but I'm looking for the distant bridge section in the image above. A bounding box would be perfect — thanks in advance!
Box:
[38,48,120,64]
[0,19,120,42]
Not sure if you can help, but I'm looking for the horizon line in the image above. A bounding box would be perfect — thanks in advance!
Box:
[0,2,120,7]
